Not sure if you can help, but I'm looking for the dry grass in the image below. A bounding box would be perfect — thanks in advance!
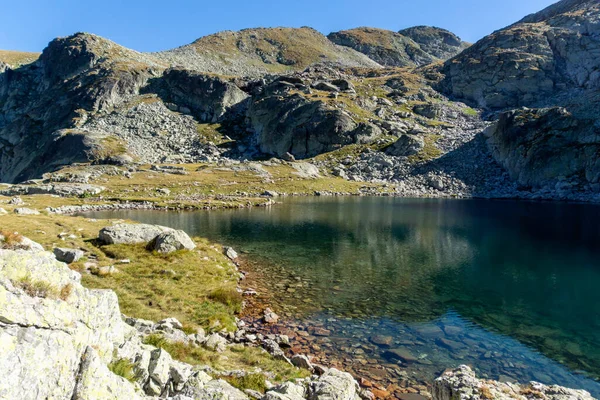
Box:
[16,274,59,299]
[0,230,24,248]
[0,50,40,67]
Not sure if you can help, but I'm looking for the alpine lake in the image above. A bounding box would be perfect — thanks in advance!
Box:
[82,197,600,396]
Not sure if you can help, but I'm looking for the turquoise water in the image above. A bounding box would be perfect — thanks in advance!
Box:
[83,197,600,395]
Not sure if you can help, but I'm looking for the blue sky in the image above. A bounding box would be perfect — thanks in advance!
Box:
[1,0,558,53]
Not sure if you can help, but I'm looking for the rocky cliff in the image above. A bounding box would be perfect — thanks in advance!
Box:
[328,26,468,67]
[439,0,600,191]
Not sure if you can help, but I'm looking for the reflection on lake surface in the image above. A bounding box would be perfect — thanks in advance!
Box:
[83,197,600,395]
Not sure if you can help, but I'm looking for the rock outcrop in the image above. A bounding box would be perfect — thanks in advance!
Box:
[398,26,470,60]
[328,26,468,67]
[98,223,174,245]
[432,366,593,400]
[438,0,600,192]
[0,233,375,399]
[154,27,380,77]
[484,107,600,190]
[158,68,250,123]
[440,0,600,108]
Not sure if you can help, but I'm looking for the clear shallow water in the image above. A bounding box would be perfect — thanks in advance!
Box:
[83,197,600,395]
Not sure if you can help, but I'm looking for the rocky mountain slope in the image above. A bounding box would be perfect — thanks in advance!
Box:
[155,27,381,76]
[439,0,600,191]
[328,26,468,67]
[0,0,599,202]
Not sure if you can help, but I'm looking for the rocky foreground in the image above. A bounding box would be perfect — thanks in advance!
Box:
[0,225,595,399]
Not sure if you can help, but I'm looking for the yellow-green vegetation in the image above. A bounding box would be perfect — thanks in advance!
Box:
[197,123,229,145]
[0,50,40,67]
[463,107,479,117]
[78,163,380,202]
[222,373,267,392]
[83,242,241,332]
[90,136,128,160]
[144,335,308,388]
[408,134,443,163]
[108,358,137,382]
[191,27,364,73]
[15,274,59,299]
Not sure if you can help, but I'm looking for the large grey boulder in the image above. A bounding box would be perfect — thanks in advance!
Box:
[385,134,425,157]
[148,230,196,253]
[0,249,130,399]
[98,223,174,245]
[308,368,361,400]
[432,365,593,400]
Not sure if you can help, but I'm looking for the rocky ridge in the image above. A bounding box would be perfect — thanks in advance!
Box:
[328,26,468,67]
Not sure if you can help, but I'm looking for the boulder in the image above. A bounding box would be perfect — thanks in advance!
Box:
[98,223,173,245]
[224,246,239,260]
[291,354,314,371]
[385,134,425,157]
[13,208,40,215]
[247,90,359,159]
[148,230,196,253]
[53,247,84,263]
[308,368,360,400]
[204,333,228,353]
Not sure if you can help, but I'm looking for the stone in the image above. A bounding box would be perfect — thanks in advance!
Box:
[98,223,173,245]
[370,335,394,347]
[13,207,40,215]
[308,368,360,400]
[204,333,228,352]
[145,348,173,395]
[291,354,314,371]
[313,81,340,92]
[53,247,84,263]
[383,348,419,363]
[71,346,142,400]
[263,308,280,324]
[225,246,239,260]
[149,230,196,253]
[385,134,425,157]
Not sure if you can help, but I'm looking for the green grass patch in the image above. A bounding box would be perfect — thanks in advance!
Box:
[83,242,240,332]
[143,334,309,384]
[108,358,137,382]
[408,134,443,163]
[223,373,267,393]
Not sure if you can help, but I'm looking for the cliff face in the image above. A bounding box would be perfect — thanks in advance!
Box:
[327,26,468,67]
[439,0,600,190]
